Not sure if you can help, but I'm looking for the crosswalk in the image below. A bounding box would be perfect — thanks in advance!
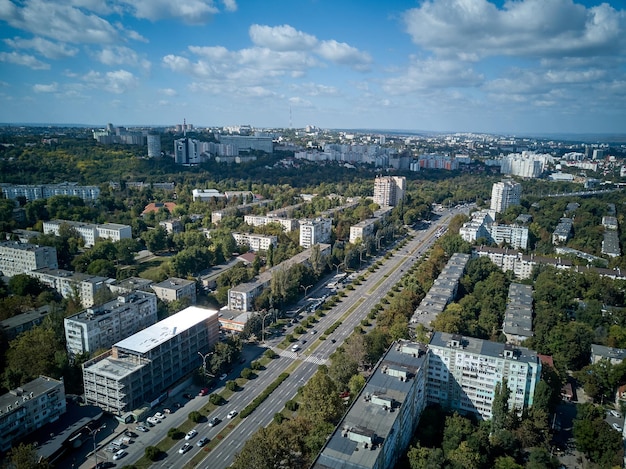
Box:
[279,350,327,365]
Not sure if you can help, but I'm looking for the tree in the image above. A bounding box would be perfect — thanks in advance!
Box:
[145,446,161,461]
[300,370,344,424]
[328,349,358,389]
[5,443,51,468]
[8,274,45,297]
[491,378,511,434]
[407,444,445,469]
[348,374,366,396]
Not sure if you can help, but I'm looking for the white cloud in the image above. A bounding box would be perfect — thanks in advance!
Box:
[249,24,318,51]
[382,58,484,94]
[122,0,219,24]
[222,0,237,12]
[289,96,313,107]
[94,46,151,71]
[292,82,340,97]
[159,88,178,96]
[4,36,78,59]
[82,69,139,94]
[316,40,372,71]
[403,0,626,59]
[33,82,58,93]
[0,51,49,69]
[0,0,120,44]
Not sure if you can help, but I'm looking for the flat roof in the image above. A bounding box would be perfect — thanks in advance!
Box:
[114,306,218,354]
[0,376,63,410]
[0,304,52,331]
[152,277,195,290]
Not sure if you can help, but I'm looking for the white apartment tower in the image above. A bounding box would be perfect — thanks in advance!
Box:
[299,217,332,248]
[373,176,406,207]
[490,180,522,214]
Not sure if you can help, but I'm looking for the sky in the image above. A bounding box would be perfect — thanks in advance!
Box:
[0,0,625,135]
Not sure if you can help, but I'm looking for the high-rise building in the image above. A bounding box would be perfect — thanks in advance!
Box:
[299,217,332,248]
[82,306,220,415]
[174,137,200,165]
[64,291,158,356]
[147,133,161,157]
[373,176,406,207]
[490,180,522,213]
[427,332,541,420]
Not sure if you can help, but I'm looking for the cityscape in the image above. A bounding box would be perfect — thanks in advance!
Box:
[2,1,626,469]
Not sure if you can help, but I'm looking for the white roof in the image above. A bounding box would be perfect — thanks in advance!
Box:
[114,306,218,354]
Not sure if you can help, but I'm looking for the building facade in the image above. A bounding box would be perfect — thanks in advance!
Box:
[147,134,161,157]
[28,268,110,307]
[299,217,332,248]
[427,332,541,420]
[174,137,200,165]
[0,183,100,202]
[373,176,406,207]
[232,232,277,251]
[64,291,158,356]
[82,306,220,415]
[490,180,522,214]
[243,215,299,232]
[43,220,131,247]
[0,376,66,452]
[0,241,58,277]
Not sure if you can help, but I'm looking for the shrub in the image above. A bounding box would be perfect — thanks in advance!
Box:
[274,413,285,424]
[209,393,224,406]
[285,334,296,343]
[145,446,161,461]
[250,360,262,370]
[167,427,184,440]
[241,368,253,379]
[264,349,279,358]
[285,399,299,411]
[354,326,364,334]
[225,380,237,392]
[295,326,306,334]
[188,410,203,423]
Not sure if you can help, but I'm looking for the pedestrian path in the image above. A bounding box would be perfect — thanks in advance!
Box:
[279,349,327,365]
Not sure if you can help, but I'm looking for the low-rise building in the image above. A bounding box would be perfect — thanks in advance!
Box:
[312,340,429,469]
[64,291,158,356]
[27,268,110,307]
[43,220,131,247]
[244,215,299,232]
[0,305,53,341]
[232,232,277,252]
[82,306,219,415]
[0,376,66,452]
[151,277,197,304]
[552,218,573,244]
[591,344,626,365]
[502,284,534,345]
[107,277,154,294]
[0,241,58,277]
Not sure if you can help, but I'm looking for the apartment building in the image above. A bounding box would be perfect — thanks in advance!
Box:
[502,284,534,345]
[0,376,66,452]
[552,218,573,244]
[299,217,332,248]
[350,219,377,244]
[313,341,429,469]
[243,214,299,232]
[0,305,53,341]
[232,232,277,251]
[43,220,131,247]
[82,306,220,415]
[490,180,522,214]
[0,241,58,278]
[28,268,110,307]
[0,183,100,202]
[151,277,196,304]
[427,332,541,420]
[64,291,158,356]
[373,176,406,207]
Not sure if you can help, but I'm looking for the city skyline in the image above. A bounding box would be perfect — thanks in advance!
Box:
[0,0,624,135]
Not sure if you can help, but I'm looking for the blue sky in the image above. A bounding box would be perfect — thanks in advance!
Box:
[0,0,624,134]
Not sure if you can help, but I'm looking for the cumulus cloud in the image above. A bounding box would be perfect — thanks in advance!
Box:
[33,82,58,93]
[249,24,318,51]
[122,0,219,24]
[159,88,178,96]
[222,0,237,12]
[82,69,139,94]
[316,40,372,71]
[4,36,78,59]
[403,0,626,59]
[0,51,49,69]
[0,0,120,44]
[293,82,340,97]
[94,46,151,71]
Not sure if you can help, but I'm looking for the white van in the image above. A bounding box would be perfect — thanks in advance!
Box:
[113,449,127,460]
[291,344,300,352]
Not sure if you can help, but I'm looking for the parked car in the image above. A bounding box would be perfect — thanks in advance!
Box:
[610,410,621,418]
[612,423,623,432]
[154,412,165,420]
[219,373,228,381]
[197,437,209,447]
[182,393,194,399]
[136,425,149,432]
[209,417,220,427]
[147,416,160,425]
[227,410,238,419]
[125,430,138,438]
[113,449,127,460]
[144,419,155,427]
[94,462,115,469]
[179,443,192,454]
[199,387,209,396]
[185,429,198,440]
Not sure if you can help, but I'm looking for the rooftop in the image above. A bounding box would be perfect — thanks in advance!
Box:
[114,306,218,354]
[0,376,63,413]
[152,277,195,290]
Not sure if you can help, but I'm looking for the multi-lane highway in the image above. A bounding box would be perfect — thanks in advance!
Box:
[112,209,461,469]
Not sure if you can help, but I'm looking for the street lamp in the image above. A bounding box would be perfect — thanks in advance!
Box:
[197,351,215,377]
[332,262,344,275]
[300,284,313,299]
[261,310,273,343]
[86,423,106,468]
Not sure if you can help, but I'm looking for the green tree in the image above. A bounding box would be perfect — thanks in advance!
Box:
[492,379,511,434]
[8,274,45,297]
[300,370,344,424]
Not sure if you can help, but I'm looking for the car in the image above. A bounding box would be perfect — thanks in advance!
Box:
[147,416,160,425]
[610,410,622,418]
[196,437,209,447]
[219,373,228,380]
[163,408,171,414]
[199,387,209,396]
[310,330,317,335]
[613,423,623,432]
[331,339,336,343]
[144,419,155,427]
[136,425,149,432]
[239,357,246,364]
[113,449,127,460]
[93,462,115,469]
[209,417,220,427]
[154,412,165,420]
[179,443,192,454]
[302,339,307,344]
[227,410,238,419]
[182,393,194,399]
[185,429,198,440]
[174,402,183,408]
[125,430,138,438]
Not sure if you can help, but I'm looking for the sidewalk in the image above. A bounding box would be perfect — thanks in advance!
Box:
[77,419,128,469]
